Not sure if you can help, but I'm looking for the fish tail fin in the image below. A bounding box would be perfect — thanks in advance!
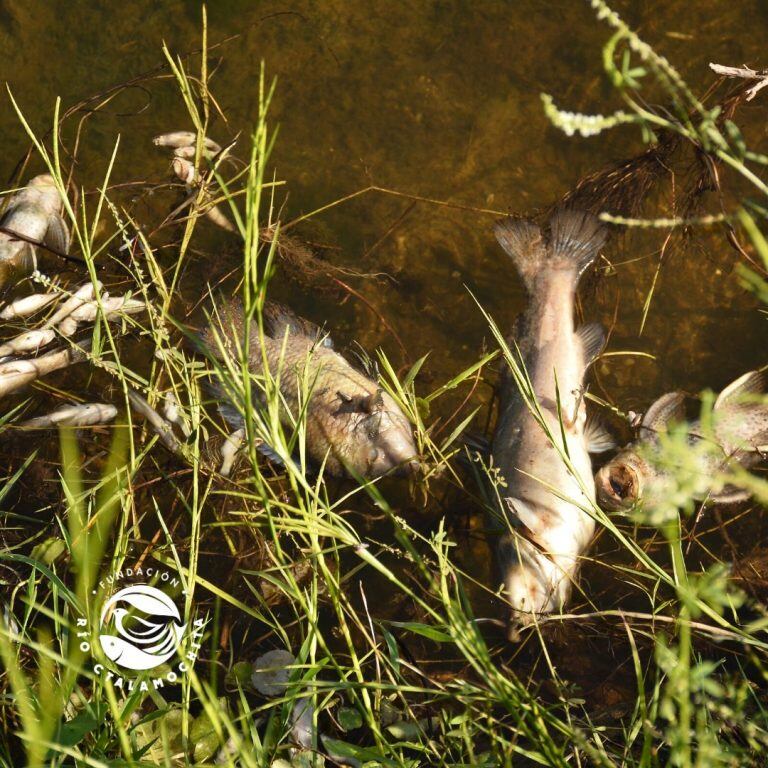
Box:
[494,208,607,291]
[493,218,547,292]
[548,208,607,282]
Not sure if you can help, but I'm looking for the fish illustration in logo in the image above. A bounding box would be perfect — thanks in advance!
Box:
[98,584,187,671]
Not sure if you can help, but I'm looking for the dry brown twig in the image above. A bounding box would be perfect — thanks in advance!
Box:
[710,63,768,101]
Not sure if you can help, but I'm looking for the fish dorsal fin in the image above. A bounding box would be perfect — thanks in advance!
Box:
[576,322,606,367]
[715,370,765,410]
[263,301,329,344]
[493,218,546,292]
[548,208,608,278]
[640,391,686,433]
[43,215,70,255]
[584,414,617,453]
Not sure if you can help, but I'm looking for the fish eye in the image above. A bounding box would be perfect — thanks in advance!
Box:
[360,412,381,440]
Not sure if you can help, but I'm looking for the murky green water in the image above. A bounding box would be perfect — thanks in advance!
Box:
[1,0,765,386]
[1,0,767,630]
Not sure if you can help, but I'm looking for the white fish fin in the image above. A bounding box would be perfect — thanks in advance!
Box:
[493,218,546,292]
[640,392,686,433]
[584,414,617,453]
[715,370,765,410]
[709,485,752,504]
[576,322,606,366]
[43,214,70,254]
[548,208,608,280]
[504,496,539,536]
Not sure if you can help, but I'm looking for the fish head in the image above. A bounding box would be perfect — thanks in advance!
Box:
[331,387,420,478]
[25,174,62,214]
[594,449,647,510]
[497,532,568,640]
[27,174,56,190]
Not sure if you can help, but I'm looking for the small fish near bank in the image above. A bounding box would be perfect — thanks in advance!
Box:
[200,298,419,480]
[0,175,70,287]
[490,208,612,638]
[595,370,768,511]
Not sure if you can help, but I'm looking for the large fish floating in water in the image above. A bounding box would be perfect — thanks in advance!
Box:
[490,208,611,638]
[201,298,419,479]
[595,370,768,511]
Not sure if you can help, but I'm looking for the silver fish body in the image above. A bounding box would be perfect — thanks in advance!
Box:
[595,370,768,510]
[0,328,55,357]
[0,292,57,320]
[153,131,221,153]
[490,209,608,636]
[201,299,418,479]
[20,402,117,429]
[0,342,89,398]
[0,175,70,284]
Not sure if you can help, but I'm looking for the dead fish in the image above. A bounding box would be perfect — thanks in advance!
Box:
[57,316,79,337]
[172,145,197,160]
[170,156,235,233]
[162,391,191,437]
[68,295,145,323]
[201,299,419,479]
[20,402,117,429]
[490,209,609,637]
[45,282,100,329]
[172,156,197,185]
[0,292,57,320]
[0,175,70,284]
[153,131,221,153]
[595,370,768,510]
[0,328,55,357]
[126,389,183,455]
[0,342,90,398]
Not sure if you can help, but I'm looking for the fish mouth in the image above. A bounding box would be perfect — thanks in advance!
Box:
[595,464,639,510]
[497,529,565,641]
[371,454,422,478]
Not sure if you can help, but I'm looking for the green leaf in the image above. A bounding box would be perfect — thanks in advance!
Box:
[337,706,363,732]
[57,711,99,748]
[439,406,480,452]
[403,354,428,388]
[387,621,452,643]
